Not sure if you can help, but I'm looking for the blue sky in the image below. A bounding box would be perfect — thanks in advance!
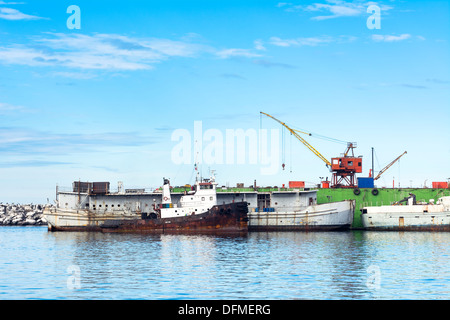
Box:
[0,0,449,203]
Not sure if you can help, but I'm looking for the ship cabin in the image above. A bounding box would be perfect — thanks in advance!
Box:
[160,176,218,219]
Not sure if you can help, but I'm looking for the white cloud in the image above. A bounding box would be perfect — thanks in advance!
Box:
[215,48,263,59]
[306,2,361,20]
[0,32,262,71]
[0,33,208,71]
[280,1,393,20]
[371,34,411,42]
[269,35,356,47]
[52,71,97,80]
[254,39,266,51]
[269,36,333,47]
[0,102,26,113]
[0,7,45,20]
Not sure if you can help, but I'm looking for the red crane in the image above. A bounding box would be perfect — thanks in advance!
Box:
[261,112,362,188]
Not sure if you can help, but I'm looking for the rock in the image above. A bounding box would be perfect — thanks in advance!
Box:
[24,218,36,225]
[0,203,49,226]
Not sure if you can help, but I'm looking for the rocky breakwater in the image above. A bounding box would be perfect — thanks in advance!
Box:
[0,203,51,226]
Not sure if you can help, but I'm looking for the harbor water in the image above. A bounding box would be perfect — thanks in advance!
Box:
[0,226,449,300]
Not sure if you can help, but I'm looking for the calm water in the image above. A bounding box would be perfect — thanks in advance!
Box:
[0,226,449,300]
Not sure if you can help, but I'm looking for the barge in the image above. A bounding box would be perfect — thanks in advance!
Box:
[360,194,450,231]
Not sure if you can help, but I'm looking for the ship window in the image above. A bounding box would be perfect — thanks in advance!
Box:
[117,204,120,207]
[210,197,213,201]
[348,161,353,166]
[202,197,205,201]
[99,205,102,208]
[111,204,114,207]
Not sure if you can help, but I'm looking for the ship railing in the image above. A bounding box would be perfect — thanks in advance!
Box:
[57,186,158,194]
[360,201,387,209]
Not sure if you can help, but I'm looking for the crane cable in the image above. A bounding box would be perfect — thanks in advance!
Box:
[260,111,332,167]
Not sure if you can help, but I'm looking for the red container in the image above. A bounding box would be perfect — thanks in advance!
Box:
[432,182,448,189]
[289,181,305,188]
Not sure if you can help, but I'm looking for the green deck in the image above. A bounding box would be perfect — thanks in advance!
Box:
[317,188,450,228]
[170,185,450,229]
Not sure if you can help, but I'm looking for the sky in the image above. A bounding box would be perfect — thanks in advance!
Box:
[0,0,449,203]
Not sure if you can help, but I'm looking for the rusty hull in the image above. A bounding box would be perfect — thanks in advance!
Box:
[101,202,249,234]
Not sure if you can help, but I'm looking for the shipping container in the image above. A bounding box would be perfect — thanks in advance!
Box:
[321,181,330,189]
[73,181,92,193]
[289,181,305,188]
[358,177,374,188]
[432,182,448,189]
[92,182,110,194]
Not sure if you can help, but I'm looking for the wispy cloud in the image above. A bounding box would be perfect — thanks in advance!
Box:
[426,78,450,84]
[219,73,246,80]
[0,127,157,158]
[399,83,427,89]
[215,48,263,59]
[254,39,266,51]
[358,82,429,90]
[0,7,46,20]
[279,1,393,20]
[252,60,296,69]
[269,35,356,47]
[0,33,205,70]
[0,160,71,168]
[0,32,263,72]
[371,34,411,42]
[0,102,29,114]
[269,36,333,47]
[51,71,97,80]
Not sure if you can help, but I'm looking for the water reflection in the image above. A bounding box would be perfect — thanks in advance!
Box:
[1,227,449,299]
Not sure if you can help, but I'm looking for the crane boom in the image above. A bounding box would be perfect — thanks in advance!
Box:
[374,151,407,181]
[260,111,331,167]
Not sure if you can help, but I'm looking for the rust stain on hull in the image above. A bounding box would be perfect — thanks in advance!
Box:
[101,202,249,234]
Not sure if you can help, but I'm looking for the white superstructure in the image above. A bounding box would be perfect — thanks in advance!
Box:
[159,172,218,218]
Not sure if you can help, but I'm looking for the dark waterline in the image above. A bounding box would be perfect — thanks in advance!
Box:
[0,226,449,299]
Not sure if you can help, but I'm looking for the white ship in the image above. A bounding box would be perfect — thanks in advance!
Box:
[44,176,355,232]
[248,198,355,231]
[44,172,247,232]
[361,194,450,231]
